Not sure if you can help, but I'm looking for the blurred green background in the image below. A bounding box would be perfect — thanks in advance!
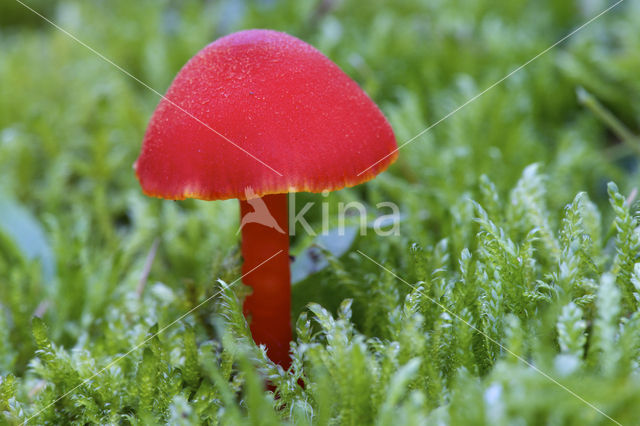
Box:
[1,0,639,424]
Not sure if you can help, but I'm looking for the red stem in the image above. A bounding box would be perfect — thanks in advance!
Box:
[239,193,292,368]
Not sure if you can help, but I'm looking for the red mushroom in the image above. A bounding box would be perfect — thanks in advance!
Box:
[135,29,397,368]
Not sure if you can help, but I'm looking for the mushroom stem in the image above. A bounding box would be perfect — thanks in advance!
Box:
[240,193,292,368]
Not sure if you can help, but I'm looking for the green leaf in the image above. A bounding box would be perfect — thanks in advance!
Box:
[0,195,55,282]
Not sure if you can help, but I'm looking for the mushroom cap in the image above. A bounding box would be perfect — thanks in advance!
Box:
[135,29,397,200]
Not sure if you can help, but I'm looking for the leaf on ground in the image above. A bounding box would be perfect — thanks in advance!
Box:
[0,195,55,282]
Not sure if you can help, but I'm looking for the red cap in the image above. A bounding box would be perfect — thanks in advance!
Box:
[135,29,397,200]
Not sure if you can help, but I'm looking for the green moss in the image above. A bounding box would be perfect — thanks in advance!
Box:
[1,0,640,424]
